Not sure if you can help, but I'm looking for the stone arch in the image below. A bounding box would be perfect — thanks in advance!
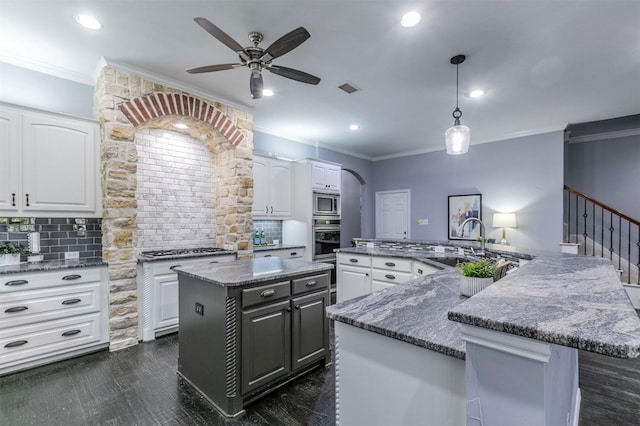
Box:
[118,93,245,147]
[94,66,254,351]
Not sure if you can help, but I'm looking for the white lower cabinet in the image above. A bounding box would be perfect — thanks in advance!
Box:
[338,254,434,302]
[138,254,236,341]
[0,266,108,375]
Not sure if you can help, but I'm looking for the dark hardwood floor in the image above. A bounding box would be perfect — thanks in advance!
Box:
[2,329,639,425]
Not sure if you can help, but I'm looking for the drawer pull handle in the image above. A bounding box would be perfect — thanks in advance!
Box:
[62,298,82,305]
[11,192,16,206]
[62,329,81,337]
[290,252,297,256]
[5,279,28,286]
[385,274,396,280]
[25,193,30,207]
[349,258,358,263]
[385,262,396,267]
[264,255,272,257]
[209,261,219,264]
[260,289,276,298]
[305,280,318,287]
[62,274,81,281]
[5,340,28,348]
[169,265,182,270]
[5,306,28,313]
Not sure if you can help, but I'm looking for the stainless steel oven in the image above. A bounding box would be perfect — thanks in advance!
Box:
[312,218,340,261]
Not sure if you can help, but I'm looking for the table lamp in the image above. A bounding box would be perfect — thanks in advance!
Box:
[492,213,517,245]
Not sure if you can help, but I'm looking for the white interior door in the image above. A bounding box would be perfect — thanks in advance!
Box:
[375,190,410,239]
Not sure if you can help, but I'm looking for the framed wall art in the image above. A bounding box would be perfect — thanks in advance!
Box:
[448,194,482,240]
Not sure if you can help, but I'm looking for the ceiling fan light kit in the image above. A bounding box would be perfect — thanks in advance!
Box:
[445,54,471,155]
[187,17,321,99]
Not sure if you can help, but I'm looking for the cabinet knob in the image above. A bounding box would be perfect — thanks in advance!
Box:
[286,307,292,312]
[295,305,301,310]
[417,269,423,275]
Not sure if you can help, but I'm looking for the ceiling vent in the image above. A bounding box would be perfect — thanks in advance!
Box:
[338,83,360,94]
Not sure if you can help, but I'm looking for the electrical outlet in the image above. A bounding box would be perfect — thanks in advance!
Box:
[195,302,204,316]
[417,218,429,225]
[64,251,79,260]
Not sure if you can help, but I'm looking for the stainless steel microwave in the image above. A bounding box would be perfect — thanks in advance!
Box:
[313,192,340,216]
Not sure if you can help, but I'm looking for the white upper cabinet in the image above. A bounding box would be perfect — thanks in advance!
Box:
[311,161,341,192]
[252,155,292,218]
[0,104,101,217]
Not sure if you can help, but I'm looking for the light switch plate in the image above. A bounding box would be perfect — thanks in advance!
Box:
[65,251,79,260]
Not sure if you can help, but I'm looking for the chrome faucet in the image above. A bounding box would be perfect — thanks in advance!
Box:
[460,217,485,256]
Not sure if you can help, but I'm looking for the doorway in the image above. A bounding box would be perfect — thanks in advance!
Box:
[375,190,410,240]
[340,169,363,247]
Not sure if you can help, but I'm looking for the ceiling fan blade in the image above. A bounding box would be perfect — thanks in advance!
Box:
[261,27,310,62]
[194,17,249,61]
[266,65,321,85]
[250,73,264,99]
[186,63,242,74]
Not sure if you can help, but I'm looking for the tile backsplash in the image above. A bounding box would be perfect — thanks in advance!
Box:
[253,220,283,244]
[0,217,102,261]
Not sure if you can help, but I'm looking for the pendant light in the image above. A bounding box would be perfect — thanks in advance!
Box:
[445,54,470,155]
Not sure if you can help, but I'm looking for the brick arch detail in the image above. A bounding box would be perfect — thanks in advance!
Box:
[118,93,245,146]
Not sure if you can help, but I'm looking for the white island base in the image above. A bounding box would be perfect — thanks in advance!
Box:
[334,322,581,426]
[334,322,466,426]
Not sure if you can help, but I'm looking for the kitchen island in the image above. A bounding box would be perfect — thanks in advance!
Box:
[174,257,333,418]
[328,241,640,426]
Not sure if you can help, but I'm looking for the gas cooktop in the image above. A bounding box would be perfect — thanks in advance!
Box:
[140,247,230,259]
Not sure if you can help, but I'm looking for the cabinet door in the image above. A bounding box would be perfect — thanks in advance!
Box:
[0,107,20,212]
[371,280,396,293]
[311,162,328,189]
[325,164,341,191]
[252,157,269,216]
[154,274,179,331]
[268,160,291,217]
[291,290,329,370]
[21,112,98,213]
[337,265,370,303]
[241,300,291,394]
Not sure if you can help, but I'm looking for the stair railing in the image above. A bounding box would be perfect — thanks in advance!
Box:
[563,185,639,284]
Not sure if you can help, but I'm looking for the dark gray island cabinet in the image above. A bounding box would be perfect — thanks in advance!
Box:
[174,257,333,418]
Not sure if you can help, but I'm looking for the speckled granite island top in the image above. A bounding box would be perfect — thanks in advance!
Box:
[328,245,640,360]
[173,257,333,287]
[0,258,107,275]
[448,255,640,358]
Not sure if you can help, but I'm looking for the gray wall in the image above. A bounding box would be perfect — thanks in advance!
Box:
[566,135,640,219]
[370,132,565,252]
[0,62,94,118]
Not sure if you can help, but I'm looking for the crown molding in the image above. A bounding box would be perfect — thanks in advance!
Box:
[0,51,94,85]
[567,128,640,144]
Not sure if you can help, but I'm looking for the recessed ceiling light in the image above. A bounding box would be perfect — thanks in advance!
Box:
[75,14,102,30]
[469,89,485,98]
[401,11,421,27]
[262,89,274,97]
[174,123,188,129]
[349,124,360,131]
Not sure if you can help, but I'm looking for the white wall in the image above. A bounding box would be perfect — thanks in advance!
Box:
[371,132,565,252]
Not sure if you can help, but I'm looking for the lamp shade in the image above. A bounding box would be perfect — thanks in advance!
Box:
[445,124,470,155]
[492,213,517,228]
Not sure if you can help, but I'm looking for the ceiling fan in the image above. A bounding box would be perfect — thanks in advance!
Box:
[187,17,321,99]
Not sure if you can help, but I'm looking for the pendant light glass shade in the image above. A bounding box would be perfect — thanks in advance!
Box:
[445,55,470,155]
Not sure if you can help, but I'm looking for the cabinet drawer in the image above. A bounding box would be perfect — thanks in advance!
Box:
[0,282,101,329]
[338,254,372,267]
[371,269,413,284]
[0,312,103,364]
[292,274,328,295]
[413,262,440,277]
[254,248,305,259]
[242,281,291,309]
[371,257,412,272]
[1,268,102,293]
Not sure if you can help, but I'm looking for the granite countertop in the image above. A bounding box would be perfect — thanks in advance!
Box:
[174,257,333,287]
[0,258,107,275]
[253,244,306,252]
[336,246,467,270]
[137,250,236,263]
[329,243,640,360]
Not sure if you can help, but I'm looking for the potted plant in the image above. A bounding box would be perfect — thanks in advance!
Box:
[0,242,28,266]
[457,258,496,296]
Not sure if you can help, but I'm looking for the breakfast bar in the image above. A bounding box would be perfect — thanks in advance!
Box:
[327,241,640,426]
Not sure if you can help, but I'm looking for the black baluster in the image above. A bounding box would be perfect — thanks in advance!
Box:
[575,194,579,244]
[601,207,604,259]
[583,198,588,255]
[627,221,631,284]
[567,190,571,244]
[609,211,614,261]
[618,216,622,272]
